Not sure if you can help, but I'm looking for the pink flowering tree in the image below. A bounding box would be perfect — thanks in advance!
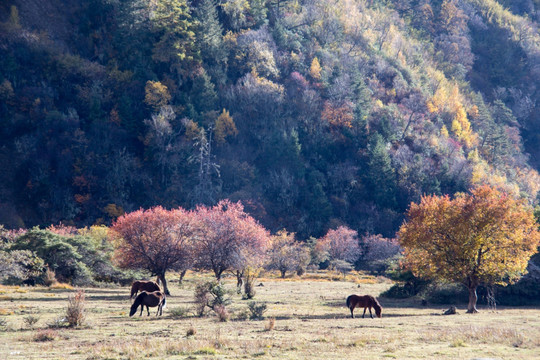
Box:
[316,226,361,267]
[111,206,197,295]
[192,200,270,280]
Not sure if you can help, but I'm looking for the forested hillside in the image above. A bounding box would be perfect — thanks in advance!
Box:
[1,0,539,238]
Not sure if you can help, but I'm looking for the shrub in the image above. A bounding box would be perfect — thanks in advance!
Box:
[43,266,56,286]
[170,307,190,318]
[0,318,7,331]
[248,301,267,320]
[243,267,259,300]
[23,315,40,328]
[33,329,57,342]
[422,283,468,304]
[194,282,211,317]
[213,304,229,322]
[233,309,250,321]
[194,281,231,316]
[0,249,44,285]
[47,316,68,329]
[66,290,86,327]
[381,268,429,299]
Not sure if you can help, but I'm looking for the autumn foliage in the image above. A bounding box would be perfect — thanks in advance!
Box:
[192,200,270,280]
[398,185,540,313]
[266,230,310,278]
[111,206,197,295]
[316,226,361,265]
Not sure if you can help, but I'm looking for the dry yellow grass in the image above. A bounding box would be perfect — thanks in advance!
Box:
[0,272,539,359]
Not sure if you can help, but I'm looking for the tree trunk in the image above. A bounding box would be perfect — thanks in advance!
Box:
[236,270,243,294]
[467,285,479,313]
[280,269,286,278]
[178,269,187,284]
[214,267,223,281]
[158,273,170,296]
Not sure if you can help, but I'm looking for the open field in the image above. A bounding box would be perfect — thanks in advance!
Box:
[1,272,539,359]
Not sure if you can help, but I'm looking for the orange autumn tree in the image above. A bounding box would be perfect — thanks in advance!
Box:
[398,185,540,313]
[111,206,197,295]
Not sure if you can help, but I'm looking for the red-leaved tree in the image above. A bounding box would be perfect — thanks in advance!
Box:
[111,206,197,295]
[192,200,270,280]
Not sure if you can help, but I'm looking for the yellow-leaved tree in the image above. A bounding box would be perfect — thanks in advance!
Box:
[398,185,540,313]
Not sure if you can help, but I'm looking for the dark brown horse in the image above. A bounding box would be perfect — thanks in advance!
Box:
[130,280,161,299]
[346,294,382,318]
[129,291,166,317]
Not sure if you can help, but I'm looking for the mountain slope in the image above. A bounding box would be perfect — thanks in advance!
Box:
[0,0,539,238]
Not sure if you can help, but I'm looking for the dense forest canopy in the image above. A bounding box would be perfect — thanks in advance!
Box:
[1,0,540,239]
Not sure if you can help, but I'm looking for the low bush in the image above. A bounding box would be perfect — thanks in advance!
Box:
[170,307,190,318]
[66,290,86,327]
[23,315,40,328]
[213,304,229,322]
[194,281,231,317]
[248,301,267,320]
[422,283,468,304]
[33,329,57,342]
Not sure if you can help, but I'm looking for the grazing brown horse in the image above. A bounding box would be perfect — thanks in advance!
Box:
[130,280,161,299]
[129,291,166,317]
[346,294,382,319]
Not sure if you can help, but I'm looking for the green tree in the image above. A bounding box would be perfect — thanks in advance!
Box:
[193,0,226,67]
[366,133,397,208]
[152,0,197,75]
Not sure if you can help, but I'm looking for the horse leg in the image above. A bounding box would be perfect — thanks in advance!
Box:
[139,305,143,316]
[350,306,355,319]
[146,305,150,316]
[369,307,373,319]
[362,307,367,318]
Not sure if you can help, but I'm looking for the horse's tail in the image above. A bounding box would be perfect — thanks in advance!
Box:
[161,296,167,309]
[346,295,352,309]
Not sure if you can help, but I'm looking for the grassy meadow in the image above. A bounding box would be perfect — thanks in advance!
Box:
[0,272,539,359]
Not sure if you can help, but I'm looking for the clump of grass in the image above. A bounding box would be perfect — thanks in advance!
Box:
[450,338,467,347]
[234,309,250,321]
[50,283,73,290]
[0,317,8,330]
[23,315,40,328]
[47,316,68,329]
[170,307,190,318]
[213,304,229,322]
[248,302,267,320]
[34,329,57,342]
[264,317,275,331]
[194,346,217,355]
[0,308,13,315]
[66,290,85,327]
